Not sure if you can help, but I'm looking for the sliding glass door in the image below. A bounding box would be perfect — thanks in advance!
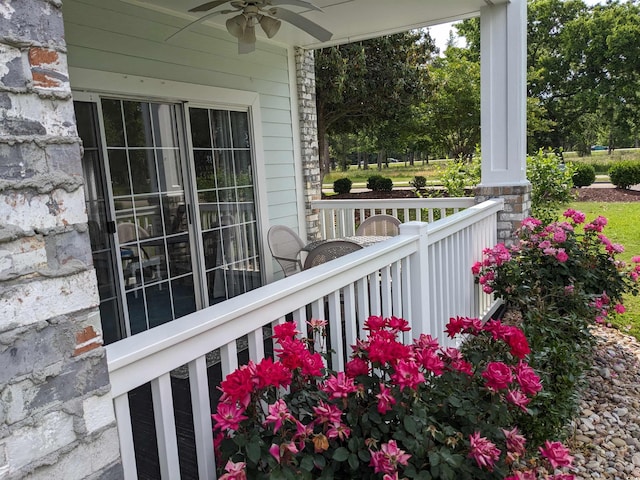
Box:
[75,98,263,344]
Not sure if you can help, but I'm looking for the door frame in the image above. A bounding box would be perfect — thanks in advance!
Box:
[71,69,273,337]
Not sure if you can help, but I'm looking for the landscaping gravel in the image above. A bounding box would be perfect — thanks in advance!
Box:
[567,325,640,479]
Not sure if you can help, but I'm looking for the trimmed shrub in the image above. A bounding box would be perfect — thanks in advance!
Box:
[366,175,393,191]
[571,163,596,187]
[609,161,640,189]
[409,175,427,190]
[333,177,352,194]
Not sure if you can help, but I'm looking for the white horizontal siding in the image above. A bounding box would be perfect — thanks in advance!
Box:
[63,0,301,239]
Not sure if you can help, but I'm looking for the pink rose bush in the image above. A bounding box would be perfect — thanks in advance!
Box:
[212,316,574,479]
[472,209,639,322]
[472,209,639,448]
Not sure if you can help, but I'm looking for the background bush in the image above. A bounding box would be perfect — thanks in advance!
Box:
[526,150,575,223]
[440,155,481,197]
[333,177,353,194]
[571,163,596,187]
[410,175,427,190]
[609,161,640,189]
[366,175,393,191]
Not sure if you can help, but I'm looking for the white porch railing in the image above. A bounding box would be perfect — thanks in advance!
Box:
[312,197,476,238]
[105,198,503,480]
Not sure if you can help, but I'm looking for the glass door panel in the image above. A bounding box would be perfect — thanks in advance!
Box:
[189,108,262,305]
[102,99,197,334]
[76,97,264,342]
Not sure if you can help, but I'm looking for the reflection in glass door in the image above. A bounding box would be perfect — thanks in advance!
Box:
[190,108,262,306]
[76,97,264,344]
[101,99,197,335]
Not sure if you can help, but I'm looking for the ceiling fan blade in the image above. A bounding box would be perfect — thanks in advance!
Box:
[166,10,230,41]
[269,0,322,12]
[189,0,231,12]
[270,7,332,42]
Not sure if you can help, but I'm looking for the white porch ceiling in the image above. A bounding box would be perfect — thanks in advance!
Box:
[122,0,509,49]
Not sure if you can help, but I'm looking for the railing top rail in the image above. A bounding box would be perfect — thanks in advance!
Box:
[106,235,418,395]
[311,197,475,209]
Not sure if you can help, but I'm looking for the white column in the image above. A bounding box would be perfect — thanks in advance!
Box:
[479,0,528,187]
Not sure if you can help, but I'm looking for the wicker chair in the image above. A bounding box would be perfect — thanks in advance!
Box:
[267,225,306,276]
[303,240,363,270]
[355,214,401,236]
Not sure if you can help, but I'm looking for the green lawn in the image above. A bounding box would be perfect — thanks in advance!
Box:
[569,201,640,339]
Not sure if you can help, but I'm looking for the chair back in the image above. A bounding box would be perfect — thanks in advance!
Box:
[355,214,401,236]
[267,225,306,276]
[303,240,363,270]
[117,222,152,258]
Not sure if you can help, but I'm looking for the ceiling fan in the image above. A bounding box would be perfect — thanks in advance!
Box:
[167,0,333,54]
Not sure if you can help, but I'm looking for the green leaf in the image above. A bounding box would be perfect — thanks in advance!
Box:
[332,447,350,462]
[300,455,315,472]
[270,468,287,480]
[416,471,433,480]
[246,441,261,464]
[403,415,418,435]
[358,449,371,462]
[348,453,360,470]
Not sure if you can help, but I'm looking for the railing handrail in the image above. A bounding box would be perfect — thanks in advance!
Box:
[106,235,418,396]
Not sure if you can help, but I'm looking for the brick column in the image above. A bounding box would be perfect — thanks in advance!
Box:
[294,47,321,241]
[0,1,122,478]
[475,184,532,246]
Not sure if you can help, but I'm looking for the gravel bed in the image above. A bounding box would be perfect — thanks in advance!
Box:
[567,326,640,479]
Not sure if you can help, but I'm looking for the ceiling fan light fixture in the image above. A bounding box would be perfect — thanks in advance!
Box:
[225,14,247,38]
[240,24,257,44]
[259,15,281,38]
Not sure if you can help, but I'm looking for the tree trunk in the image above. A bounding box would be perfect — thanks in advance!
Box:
[317,111,330,178]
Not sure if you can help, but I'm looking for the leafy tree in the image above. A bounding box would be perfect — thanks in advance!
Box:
[561,1,640,152]
[423,47,480,159]
[314,32,435,176]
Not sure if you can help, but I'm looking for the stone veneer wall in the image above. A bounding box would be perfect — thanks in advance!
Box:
[475,184,532,246]
[0,1,122,478]
[295,47,321,242]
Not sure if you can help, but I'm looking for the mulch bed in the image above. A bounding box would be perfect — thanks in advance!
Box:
[573,187,640,202]
[323,188,640,202]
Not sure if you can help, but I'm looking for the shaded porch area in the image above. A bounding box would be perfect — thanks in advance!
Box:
[106,196,504,479]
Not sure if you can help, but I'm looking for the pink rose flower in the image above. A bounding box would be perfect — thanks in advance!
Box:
[370,440,411,475]
[219,460,247,480]
[468,432,501,471]
[515,361,542,395]
[265,399,294,433]
[502,427,527,456]
[482,361,513,391]
[212,403,248,432]
[376,383,397,414]
[391,360,425,390]
[346,357,370,378]
[539,440,574,469]
[614,303,626,314]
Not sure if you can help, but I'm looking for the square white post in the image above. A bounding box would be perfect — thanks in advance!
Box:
[399,222,430,336]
